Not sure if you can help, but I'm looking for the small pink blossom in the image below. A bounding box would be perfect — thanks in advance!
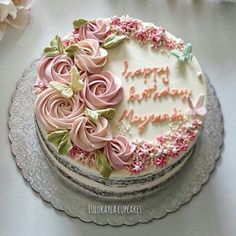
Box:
[165,38,175,49]
[154,154,168,168]
[128,161,144,174]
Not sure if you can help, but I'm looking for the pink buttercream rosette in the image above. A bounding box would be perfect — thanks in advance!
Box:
[35,88,85,132]
[82,71,124,109]
[70,116,112,152]
[104,135,136,170]
[37,54,75,85]
[78,18,109,43]
[74,39,108,74]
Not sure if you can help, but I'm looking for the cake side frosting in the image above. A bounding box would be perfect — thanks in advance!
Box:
[34,16,207,185]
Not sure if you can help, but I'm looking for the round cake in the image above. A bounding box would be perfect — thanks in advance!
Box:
[34,16,207,199]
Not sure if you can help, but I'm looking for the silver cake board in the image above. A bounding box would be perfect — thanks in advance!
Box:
[8,59,224,226]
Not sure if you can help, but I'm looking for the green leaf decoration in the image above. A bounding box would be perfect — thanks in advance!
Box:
[103,33,128,49]
[97,108,116,119]
[84,108,116,124]
[84,108,100,124]
[65,44,79,57]
[58,132,73,155]
[44,35,64,57]
[73,18,88,29]
[49,81,73,98]
[47,130,68,146]
[70,66,84,92]
[44,46,60,57]
[171,43,193,63]
[47,130,72,155]
[95,151,113,179]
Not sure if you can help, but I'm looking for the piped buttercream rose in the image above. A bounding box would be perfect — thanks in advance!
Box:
[104,135,136,170]
[78,19,109,43]
[70,116,112,152]
[74,39,108,74]
[35,88,84,132]
[82,71,124,109]
[37,54,75,85]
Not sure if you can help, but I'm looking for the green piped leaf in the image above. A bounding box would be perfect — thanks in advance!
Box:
[103,33,128,49]
[47,130,68,146]
[84,108,116,124]
[44,35,64,57]
[96,151,113,179]
[47,130,72,155]
[58,132,73,155]
[84,108,100,124]
[65,44,79,57]
[73,18,88,29]
[171,43,193,63]
[44,46,60,57]
[57,37,64,53]
[71,66,84,92]
[97,108,116,119]
[49,81,73,98]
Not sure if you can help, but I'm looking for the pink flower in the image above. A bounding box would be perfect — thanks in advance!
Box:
[128,161,144,174]
[82,71,124,109]
[69,146,95,160]
[154,154,168,168]
[165,38,175,49]
[104,135,136,170]
[70,116,112,152]
[37,54,75,85]
[78,18,109,43]
[74,39,108,74]
[35,88,85,132]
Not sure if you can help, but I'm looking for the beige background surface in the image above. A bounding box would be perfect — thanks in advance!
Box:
[0,0,236,235]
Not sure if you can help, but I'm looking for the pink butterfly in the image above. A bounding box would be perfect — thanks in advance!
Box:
[187,94,207,116]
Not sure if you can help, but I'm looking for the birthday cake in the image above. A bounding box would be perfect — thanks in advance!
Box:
[34,16,207,198]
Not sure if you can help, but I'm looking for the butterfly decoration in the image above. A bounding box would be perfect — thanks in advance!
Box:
[187,94,207,117]
[49,66,84,98]
[44,35,64,57]
[171,43,193,63]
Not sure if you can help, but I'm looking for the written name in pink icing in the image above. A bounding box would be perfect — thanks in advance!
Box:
[119,108,184,133]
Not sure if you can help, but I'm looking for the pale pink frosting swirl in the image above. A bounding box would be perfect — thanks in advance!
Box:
[37,54,74,85]
[104,135,136,170]
[74,39,108,74]
[35,88,84,132]
[82,71,124,109]
[79,18,109,43]
[70,116,112,152]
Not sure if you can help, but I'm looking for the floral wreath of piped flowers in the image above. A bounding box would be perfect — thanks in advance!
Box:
[34,16,206,179]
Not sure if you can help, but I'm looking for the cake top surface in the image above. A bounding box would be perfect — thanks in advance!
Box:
[34,16,207,178]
